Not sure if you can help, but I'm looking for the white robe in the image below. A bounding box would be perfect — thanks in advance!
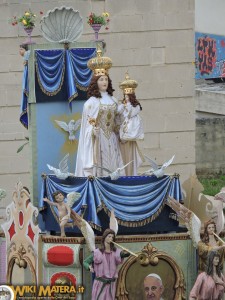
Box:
[75,92,125,177]
[119,102,144,176]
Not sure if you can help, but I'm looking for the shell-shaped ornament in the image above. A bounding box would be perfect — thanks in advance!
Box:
[40,6,83,43]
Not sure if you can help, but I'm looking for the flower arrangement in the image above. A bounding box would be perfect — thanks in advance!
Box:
[10,10,43,29]
[87,12,110,30]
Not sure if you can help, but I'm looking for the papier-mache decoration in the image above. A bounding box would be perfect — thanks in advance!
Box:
[143,155,175,178]
[93,160,134,180]
[47,153,73,180]
[40,7,83,43]
[1,182,40,283]
[167,193,225,248]
[55,119,81,142]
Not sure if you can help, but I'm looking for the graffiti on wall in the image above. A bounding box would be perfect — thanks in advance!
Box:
[195,32,225,79]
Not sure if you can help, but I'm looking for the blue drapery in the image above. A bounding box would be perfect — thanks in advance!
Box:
[20,48,96,128]
[35,48,95,100]
[65,48,96,102]
[35,50,65,96]
[40,175,182,231]
[20,64,29,128]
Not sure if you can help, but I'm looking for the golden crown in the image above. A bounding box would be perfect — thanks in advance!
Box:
[119,72,138,94]
[87,48,112,76]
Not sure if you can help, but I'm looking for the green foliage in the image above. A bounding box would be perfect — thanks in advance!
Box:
[87,12,110,28]
[199,175,225,196]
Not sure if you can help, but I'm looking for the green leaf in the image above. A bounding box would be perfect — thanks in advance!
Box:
[17,141,29,153]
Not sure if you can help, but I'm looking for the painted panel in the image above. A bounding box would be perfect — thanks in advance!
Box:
[195,32,225,79]
[30,100,83,206]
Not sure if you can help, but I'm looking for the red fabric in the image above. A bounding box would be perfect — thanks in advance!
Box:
[47,246,74,266]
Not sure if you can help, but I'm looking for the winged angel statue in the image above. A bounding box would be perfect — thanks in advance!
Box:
[167,192,225,247]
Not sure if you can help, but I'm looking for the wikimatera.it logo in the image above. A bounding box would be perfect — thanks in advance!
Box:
[0,285,14,300]
[0,285,85,299]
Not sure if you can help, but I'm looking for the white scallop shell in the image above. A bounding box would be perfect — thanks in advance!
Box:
[40,6,83,43]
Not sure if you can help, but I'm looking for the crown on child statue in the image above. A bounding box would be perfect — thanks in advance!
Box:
[119,72,138,94]
[87,47,112,76]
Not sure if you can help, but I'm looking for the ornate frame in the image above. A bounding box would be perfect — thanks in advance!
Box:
[116,242,186,300]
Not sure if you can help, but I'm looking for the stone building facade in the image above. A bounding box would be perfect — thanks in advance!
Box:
[0,0,195,211]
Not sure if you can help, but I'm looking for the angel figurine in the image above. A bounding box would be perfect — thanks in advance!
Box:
[167,196,225,273]
[43,190,81,237]
[83,210,130,300]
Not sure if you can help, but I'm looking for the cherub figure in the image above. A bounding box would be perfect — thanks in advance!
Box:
[43,190,80,237]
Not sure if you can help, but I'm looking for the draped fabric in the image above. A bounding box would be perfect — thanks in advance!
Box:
[40,175,182,231]
[35,48,95,99]
[20,48,96,128]
[20,64,29,128]
[65,48,96,103]
[35,50,65,96]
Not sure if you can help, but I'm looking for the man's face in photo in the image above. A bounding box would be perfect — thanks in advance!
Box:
[144,276,164,300]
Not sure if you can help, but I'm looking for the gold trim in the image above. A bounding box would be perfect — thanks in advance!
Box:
[35,51,65,97]
[75,81,89,92]
[91,233,190,246]
[96,175,175,227]
[41,235,85,244]
[99,196,165,227]
[7,254,37,285]
[116,242,186,300]
[68,92,78,104]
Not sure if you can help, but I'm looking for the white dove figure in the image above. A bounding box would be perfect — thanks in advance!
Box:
[55,119,81,141]
[143,155,175,178]
[47,153,73,180]
[94,161,134,180]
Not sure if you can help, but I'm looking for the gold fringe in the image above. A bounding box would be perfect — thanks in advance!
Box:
[96,177,175,227]
[68,92,78,104]
[75,81,89,92]
[89,221,102,232]
[35,51,65,97]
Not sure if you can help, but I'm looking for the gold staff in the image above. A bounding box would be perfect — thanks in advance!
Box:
[111,241,138,257]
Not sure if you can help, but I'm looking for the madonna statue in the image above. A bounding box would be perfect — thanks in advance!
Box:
[75,49,125,177]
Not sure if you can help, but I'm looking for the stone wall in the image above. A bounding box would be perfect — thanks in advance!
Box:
[196,117,225,175]
[0,0,195,211]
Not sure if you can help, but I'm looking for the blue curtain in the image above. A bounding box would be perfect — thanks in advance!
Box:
[21,48,96,128]
[65,48,96,103]
[35,48,95,100]
[40,175,182,230]
[20,64,29,128]
[35,50,65,96]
